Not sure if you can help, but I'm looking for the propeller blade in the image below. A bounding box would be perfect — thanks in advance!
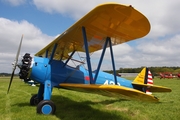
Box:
[15,35,23,65]
[7,69,15,94]
[7,35,23,94]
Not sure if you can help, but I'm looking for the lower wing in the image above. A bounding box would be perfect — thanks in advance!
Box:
[59,83,159,102]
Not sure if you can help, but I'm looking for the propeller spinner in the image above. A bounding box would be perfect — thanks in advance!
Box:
[7,35,23,94]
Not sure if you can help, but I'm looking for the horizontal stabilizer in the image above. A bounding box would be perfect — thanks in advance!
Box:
[132,82,171,92]
[60,83,159,102]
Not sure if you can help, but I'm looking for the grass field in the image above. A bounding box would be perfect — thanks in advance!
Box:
[0,77,180,120]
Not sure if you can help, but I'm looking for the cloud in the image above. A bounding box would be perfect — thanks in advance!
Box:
[2,0,26,6]
[137,35,180,56]
[32,0,102,19]
[0,18,54,72]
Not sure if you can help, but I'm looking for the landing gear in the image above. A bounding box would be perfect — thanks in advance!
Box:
[30,94,43,106]
[32,81,56,115]
[37,100,56,115]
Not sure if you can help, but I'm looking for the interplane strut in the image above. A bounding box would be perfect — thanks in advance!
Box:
[81,26,117,85]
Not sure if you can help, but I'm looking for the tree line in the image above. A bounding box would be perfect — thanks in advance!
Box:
[104,66,180,76]
[0,73,18,77]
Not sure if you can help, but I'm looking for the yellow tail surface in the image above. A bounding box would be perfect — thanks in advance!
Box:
[132,67,171,93]
[133,67,148,84]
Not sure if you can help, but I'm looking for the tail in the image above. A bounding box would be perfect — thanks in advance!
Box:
[132,67,153,94]
[132,67,171,93]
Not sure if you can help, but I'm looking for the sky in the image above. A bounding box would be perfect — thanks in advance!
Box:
[1,0,180,73]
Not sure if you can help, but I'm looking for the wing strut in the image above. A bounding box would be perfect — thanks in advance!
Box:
[82,26,93,84]
[45,50,48,58]
[93,37,117,85]
[93,37,109,83]
[63,50,76,67]
[108,37,118,85]
[81,26,117,85]
[49,43,58,63]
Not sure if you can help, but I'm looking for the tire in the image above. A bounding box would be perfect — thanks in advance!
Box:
[37,100,56,115]
[30,94,43,106]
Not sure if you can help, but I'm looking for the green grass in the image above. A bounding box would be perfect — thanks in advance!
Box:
[0,77,180,120]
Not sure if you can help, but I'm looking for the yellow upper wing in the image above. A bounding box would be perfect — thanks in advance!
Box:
[35,3,150,60]
[60,83,158,102]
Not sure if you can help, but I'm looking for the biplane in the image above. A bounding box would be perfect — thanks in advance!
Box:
[7,3,171,115]
[159,72,173,79]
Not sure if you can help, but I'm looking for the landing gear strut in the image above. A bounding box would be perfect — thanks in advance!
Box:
[30,82,56,115]
[30,94,43,106]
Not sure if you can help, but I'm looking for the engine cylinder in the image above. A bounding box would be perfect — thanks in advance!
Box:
[19,53,32,81]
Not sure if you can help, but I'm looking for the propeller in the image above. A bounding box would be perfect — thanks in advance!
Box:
[7,35,23,94]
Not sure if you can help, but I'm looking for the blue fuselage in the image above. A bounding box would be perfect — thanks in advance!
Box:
[29,57,133,89]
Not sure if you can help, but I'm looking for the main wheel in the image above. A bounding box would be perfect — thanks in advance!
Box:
[37,100,56,115]
[30,94,43,106]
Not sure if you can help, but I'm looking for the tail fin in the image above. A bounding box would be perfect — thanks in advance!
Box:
[133,67,153,94]
[132,67,171,93]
